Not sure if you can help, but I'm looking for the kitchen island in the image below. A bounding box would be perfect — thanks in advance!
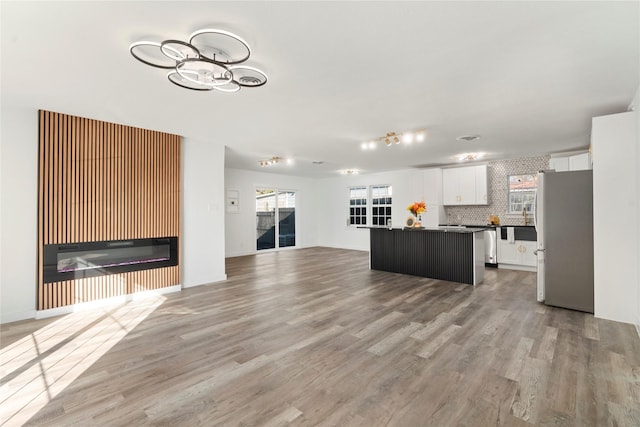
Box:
[369,227,485,285]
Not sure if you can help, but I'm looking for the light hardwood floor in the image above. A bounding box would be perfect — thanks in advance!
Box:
[1,247,639,426]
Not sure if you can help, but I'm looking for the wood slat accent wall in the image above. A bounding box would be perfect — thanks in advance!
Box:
[38,110,181,310]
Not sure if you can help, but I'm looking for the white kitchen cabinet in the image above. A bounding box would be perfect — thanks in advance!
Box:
[442,168,460,205]
[422,168,443,205]
[442,164,488,205]
[520,241,537,266]
[569,152,591,170]
[498,239,537,270]
[549,152,591,171]
[407,168,444,226]
[549,157,569,172]
[475,164,488,204]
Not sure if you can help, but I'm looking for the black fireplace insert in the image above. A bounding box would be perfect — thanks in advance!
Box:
[43,237,178,283]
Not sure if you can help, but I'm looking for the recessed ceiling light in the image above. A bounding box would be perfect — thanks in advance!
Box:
[339,169,360,175]
[456,135,481,142]
[453,152,486,162]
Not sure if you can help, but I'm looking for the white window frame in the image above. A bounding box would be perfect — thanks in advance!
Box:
[507,174,537,214]
[348,186,368,226]
[370,184,392,227]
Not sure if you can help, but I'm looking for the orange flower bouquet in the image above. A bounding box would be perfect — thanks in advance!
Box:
[406,201,426,227]
[407,201,426,216]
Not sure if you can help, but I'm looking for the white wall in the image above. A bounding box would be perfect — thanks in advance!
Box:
[0,106,39,323]
[181,138,227,287]
[633,86,640,329]
[224,168,320,257]
[315,169,444,251]
[592,110,638,325]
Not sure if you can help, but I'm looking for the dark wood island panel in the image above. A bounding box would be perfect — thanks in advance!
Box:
[369,228,484,285]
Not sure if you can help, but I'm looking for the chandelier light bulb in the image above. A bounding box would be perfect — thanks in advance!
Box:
[416,131,426,142]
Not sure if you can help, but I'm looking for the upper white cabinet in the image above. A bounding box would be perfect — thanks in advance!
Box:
[422,168,443,205]
[569,152,591,170]
[442,164,488,206]
[549,152,591,171]
[475,165,488,204]
[549,156,570,172]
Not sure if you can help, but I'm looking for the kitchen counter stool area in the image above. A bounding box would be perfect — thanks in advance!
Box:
[369,228,485,285]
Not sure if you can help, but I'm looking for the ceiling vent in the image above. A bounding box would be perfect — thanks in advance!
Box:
[456,135,481,142]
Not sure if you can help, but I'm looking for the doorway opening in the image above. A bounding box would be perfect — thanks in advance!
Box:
[256,189,296,251]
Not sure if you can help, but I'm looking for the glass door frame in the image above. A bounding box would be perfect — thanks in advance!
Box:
[255,187,298,253]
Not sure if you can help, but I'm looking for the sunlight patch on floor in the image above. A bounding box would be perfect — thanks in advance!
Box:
[0,294,165,425]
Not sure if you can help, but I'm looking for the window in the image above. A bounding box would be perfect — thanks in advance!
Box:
[348,185,393,227]
[349,186,367,226]
[508,174,537,214]
[371,185,392,227]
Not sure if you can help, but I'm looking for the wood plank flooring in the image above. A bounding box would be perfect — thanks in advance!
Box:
[1,247,639,426]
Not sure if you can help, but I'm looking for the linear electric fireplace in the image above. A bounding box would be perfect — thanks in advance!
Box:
[43,237,178,283]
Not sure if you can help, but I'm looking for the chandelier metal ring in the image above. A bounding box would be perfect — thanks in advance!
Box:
[160,40,200,61]
[167,71,215,91]
[129,41,178,69]
[188,29,251,64]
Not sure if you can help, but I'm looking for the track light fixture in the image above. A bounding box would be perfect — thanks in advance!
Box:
[258,156,294,167]
[453,152,487,162]
[361,129,426,150]
[258,156,282,167]
[339,169,360,175]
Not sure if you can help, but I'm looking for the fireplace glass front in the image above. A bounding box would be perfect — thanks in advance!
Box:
[43,237,178,283]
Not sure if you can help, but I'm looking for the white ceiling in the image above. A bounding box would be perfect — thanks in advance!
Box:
[2,1,638,177]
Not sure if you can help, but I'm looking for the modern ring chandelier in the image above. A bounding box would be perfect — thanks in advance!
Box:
[129,28,267,92]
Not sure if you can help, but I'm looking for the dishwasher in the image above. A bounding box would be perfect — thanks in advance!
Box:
[484,228,498,267]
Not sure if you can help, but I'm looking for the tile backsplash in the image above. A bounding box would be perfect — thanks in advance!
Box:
[445,155,550,226]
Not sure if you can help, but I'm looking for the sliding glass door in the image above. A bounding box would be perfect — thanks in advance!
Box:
[256,189,296,251]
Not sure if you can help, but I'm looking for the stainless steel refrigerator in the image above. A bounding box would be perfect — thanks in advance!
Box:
[534,170,594,313]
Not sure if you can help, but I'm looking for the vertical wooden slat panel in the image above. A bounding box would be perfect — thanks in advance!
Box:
[38,111,45,310]
[38,111,181,310]
[63,113,69,243]
[48,112,55,245]
[106,123,112,241]
[69,116,74,244]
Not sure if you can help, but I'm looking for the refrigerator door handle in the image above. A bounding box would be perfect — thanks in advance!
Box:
[533,248,545,255]
[533,193,538,232]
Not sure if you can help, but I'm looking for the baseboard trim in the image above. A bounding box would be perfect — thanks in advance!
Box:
[182,275,227,288]
[498,264,537,272]
[1,309,37,325]
[315,244,369,252]
[35,285,182,320]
